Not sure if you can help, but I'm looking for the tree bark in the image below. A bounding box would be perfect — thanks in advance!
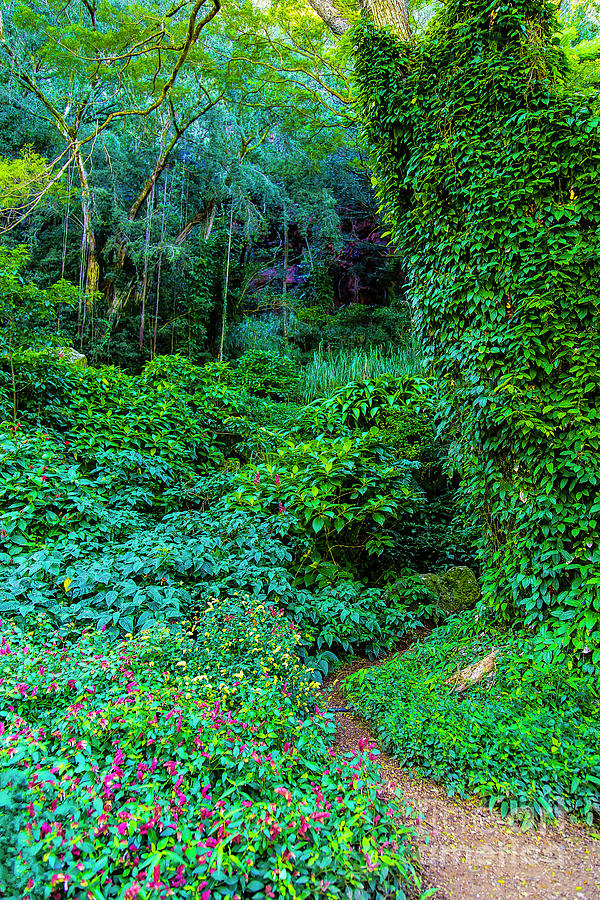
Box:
[175,201,217,244]
[305,0,351,34]
[306,0,411,40]
[138,185,155,351]
[445,649,499,693]
[362,0,411,40]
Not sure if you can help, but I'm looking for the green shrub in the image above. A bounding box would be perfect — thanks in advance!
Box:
[376,405,433,462]
[285,577,442,676]
[345,621,600,824]
[231,349,302,402]
[228,430,424,574]
[0,496,298,636]
[309,374,433,433]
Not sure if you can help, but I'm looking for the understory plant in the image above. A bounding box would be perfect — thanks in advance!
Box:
[345,619,600,825]
[229,431,423,573]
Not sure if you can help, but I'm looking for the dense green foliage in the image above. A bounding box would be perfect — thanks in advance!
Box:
[345,617,600,825]
[354,0,600,663]
[0,345,448,898]
[0,348,456,671]
[0,0,405,369]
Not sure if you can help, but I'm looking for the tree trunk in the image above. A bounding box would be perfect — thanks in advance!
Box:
[74,147,99,302]
[218,198,235,362]
[306,0,411,40]
[282,201,288,340]
[305,0,351,34]
[138,185,155,352]
[362,0,411,39]
[153,173,169,356]
[175,200,217,244]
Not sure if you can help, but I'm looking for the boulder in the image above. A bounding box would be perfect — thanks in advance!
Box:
[418,566,480,614]
[55,347,87,368]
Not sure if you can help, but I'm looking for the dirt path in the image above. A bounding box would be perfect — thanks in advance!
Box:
[324,663,600,900]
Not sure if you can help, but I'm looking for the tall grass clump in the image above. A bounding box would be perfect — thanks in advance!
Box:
[301,342,422,401]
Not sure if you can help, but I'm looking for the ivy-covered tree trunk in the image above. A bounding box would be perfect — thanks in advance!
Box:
[354,0,600,665]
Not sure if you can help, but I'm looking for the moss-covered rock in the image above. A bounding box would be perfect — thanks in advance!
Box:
[55,347,87,368]
[418,566,480,614]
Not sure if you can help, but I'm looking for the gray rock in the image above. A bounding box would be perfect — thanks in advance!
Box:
[418,566,480,614]
[55,347,87,368]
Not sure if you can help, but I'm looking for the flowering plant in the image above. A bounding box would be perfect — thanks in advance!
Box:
[0,596,422,900]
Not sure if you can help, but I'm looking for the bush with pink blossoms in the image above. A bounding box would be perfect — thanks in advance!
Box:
[0,599,425,900]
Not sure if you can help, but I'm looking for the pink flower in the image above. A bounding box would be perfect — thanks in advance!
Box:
[274,475,280,486]
[254,472,260,485]
[170,865,186,888]
[278,502,286,514]
[297,816,309,838]
[124,884,141,900]
[146,864,164,891]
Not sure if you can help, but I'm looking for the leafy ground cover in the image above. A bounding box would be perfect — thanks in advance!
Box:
[0,351,457,673]
[344,617,600,826]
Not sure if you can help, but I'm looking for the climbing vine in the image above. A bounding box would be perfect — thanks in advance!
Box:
[354,0,600,663]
